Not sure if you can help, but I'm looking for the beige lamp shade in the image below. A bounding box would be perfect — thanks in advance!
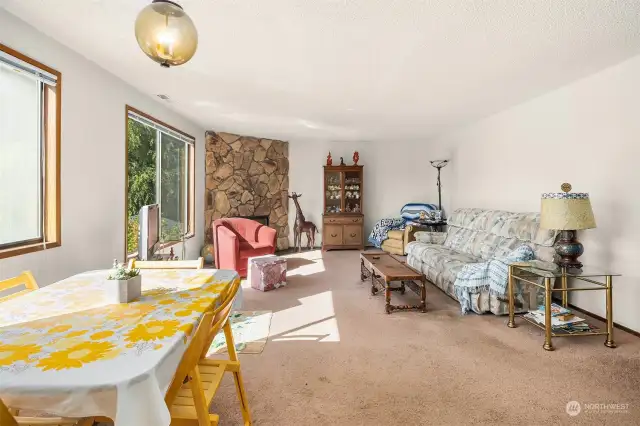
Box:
[135,0,198,68]
[540,192,596,230]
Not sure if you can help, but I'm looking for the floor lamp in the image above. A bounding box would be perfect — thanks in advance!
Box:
[430,160,449,211]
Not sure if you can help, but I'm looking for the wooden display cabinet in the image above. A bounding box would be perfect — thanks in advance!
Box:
[322,165,364,251]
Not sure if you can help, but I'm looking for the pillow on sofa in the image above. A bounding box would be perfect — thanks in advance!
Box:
[400,203,438,222]
[414,231,446,245]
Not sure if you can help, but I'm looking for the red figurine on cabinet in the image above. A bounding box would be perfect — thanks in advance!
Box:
[327,152,333,166]
[353,151,359,165]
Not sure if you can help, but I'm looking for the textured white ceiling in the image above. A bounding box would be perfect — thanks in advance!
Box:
[2,0,640,142]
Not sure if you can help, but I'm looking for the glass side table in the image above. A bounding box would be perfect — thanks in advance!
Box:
[413,220,447,232]
[507,264,621,351]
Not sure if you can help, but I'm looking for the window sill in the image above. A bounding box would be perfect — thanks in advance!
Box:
[0,241,61,260]
[126,233,195,260]
[159,233,195,250]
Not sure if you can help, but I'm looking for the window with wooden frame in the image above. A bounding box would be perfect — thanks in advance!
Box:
[125,106,195,259]
[0,44,61,260]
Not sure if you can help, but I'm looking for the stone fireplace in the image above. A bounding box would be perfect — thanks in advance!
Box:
[240,214,270,227]
[205,132,289,250]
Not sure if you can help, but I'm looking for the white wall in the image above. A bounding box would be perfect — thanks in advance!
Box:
[0,10,206,285]
[288,139,451,247]
[434,54,640,331]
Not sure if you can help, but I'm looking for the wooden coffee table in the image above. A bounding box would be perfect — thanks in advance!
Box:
[360,251,426,314]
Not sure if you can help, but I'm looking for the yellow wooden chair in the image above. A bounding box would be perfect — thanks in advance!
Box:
[128,257,205,270]
[0,400,19,426]
[165,308,216,426]
[0,271,39,303]
[0,399,93,426]
[167,278,252,426]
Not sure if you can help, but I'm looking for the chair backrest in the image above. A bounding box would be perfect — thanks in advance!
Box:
[164,310,214,408]
[205,277,241,351]
[213,218,264,243]
[164,276,241,408]
[0,272,39,303]
[128,257,204,270]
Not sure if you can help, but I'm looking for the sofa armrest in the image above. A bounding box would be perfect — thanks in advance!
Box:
[413,231,446,245]
[403,225,422,247]
[257,225,277,249]
[215,225,239,270]
[511,260,559,274]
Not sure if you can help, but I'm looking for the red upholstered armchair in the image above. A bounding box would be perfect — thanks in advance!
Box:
[213,218,277,277]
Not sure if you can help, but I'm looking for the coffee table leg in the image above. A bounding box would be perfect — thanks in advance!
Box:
[360,259,367,282]
[371,272,378,295]
[420,277,427,313]
[385,279,392,314]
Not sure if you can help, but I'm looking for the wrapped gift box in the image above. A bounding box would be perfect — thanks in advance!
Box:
[249,256,287,291]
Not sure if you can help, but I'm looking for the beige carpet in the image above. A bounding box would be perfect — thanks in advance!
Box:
[207,311,273,355]
[209,250,640,425]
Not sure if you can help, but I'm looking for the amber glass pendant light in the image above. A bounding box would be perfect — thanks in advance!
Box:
[135,0,198,67]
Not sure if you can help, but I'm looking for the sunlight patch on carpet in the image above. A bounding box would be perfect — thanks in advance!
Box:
[207,310,273,355]
[270,290,341,342]
[271,316,340,342]
[282,249,326,277]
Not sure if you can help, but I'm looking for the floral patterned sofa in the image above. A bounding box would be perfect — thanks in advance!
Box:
[406,208,558,315]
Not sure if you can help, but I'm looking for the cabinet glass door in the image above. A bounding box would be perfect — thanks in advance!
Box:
[343,170,361,213]
[325,171,342,214]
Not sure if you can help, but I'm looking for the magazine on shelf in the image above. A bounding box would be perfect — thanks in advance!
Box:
[524,310,585,327]
[552,323,600,334]
[536,302,571,317]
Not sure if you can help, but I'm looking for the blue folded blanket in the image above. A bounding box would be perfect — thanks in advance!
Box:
[401,203,438,221]
[453,245,535,314]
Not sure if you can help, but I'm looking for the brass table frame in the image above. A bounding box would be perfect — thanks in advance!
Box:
[507,265,617,351]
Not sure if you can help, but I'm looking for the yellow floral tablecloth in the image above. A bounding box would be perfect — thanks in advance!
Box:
[0,268,240,426]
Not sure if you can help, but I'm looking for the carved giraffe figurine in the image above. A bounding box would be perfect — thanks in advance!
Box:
[288,192,318,252]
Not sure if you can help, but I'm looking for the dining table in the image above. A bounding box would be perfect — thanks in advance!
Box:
[0,268,241,426]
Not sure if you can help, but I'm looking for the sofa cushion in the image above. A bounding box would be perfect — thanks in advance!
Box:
[381,241,404,255]
[442,209,558,261]
[387,230,404,240]
[414,231,446,245]
[448,209,558,247]
[460,231,498,260]
[406,243,481,298]
[381,237,403,249]
[443,227,474,252]
[407,243,480,271]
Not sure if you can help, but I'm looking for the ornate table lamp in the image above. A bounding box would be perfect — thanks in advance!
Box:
[540,183,596,269]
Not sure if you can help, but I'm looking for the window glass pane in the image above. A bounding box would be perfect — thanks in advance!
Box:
[0,66,41,245]
[126,119,157,254]
[160,132,186,242]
